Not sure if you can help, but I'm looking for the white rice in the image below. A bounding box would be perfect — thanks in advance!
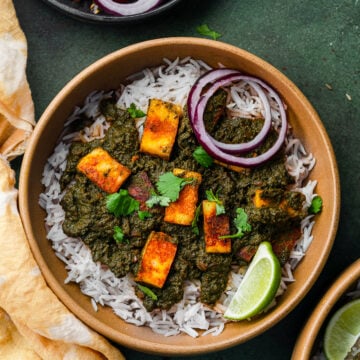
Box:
[40,58,318,337]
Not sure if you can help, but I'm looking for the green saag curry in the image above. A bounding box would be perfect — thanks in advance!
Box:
[60,94,306,311]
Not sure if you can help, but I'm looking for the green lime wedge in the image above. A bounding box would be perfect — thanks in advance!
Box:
[324,298,360,360]
[224,241,281,321]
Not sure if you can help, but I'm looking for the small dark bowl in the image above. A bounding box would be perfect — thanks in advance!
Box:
[41,0,182,24]
[292,259,360,359]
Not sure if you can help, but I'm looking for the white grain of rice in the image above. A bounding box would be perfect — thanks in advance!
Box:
[40,57,318,337]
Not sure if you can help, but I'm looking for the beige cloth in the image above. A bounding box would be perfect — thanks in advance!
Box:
[0,1,125,359]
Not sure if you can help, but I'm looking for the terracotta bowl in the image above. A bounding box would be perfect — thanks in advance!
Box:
[18,37,340,356]
[292,259,360,359]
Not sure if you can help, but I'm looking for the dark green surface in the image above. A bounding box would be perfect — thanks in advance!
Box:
[12,0,359,359]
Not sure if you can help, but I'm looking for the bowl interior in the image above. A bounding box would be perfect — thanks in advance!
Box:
[18,37,340,356]
[292,259,360,360]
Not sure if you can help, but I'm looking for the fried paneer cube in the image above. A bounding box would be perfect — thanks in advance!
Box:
[135,231,177,288]
[202,200,231,253]
[253,189,272,208]
[253,188,306,218]
[164,169,202,226]
[77,147,131,193]
[140,99,182,160]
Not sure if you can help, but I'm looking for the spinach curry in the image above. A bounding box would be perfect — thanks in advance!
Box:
[60,92,307,311]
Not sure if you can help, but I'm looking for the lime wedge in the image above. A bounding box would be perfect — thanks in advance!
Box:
[324,298,360,360]
[224,241,281,321]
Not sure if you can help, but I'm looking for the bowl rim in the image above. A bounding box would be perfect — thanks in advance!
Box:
[19,37,341,355]
[291,259,360,360]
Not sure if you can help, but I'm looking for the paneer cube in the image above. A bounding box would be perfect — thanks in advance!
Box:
[135,231,177,288]
[253,189,271,208]
[253,189,306,218]
[164,169,202,226]
[77,147,131,193]
[271,227,301,265]
[279,192,306,218]
[140,99,182,160]
[202,200,231,253]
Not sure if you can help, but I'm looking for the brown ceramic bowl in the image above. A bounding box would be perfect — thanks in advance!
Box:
[292,259,360,360]
[18,37,340,356]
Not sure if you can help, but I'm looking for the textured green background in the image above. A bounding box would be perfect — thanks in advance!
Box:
[12,0,360,359]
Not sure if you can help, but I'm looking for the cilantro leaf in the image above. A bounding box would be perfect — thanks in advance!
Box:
[138,210,152,220]
[113,226,127,243]
[156,172,193,202]
[205,189,225,215]
[191,203,202,235]
[137,284,158,301]
[220,208,252,239]
[309,195,323,214]
[106,189,140,217]
[193,146,214,168]
[127,103,146,119]
[196,24,222,40]
[145,192,171,208]
[145,172,193,208]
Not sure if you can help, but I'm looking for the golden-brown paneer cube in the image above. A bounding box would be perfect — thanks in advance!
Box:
[77,147,131,193]
[253,189,271,208]
[279,192,306,218]
[135,231,177,288]
[164,169,202,226]
[202,200,231,253]
[140,99,182,160]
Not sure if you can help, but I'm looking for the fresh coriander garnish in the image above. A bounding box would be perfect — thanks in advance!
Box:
[146,191,172,208]
[193,146,214,168]
[127,103,146,119]
[138,210,152,220]
[156,172,193,201]
[113,225,127,243]
[146,172,194,208]
[309,195,323,214]
[106,189,140,217]
[205,189,225,215]
[220,208,252,239]
[137,284,158,301]
[191,203,202,235]
[196,24,222,40]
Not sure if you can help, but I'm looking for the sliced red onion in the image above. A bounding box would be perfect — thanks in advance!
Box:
[94,0,163,16]
[199,75,272,154]
[187,68,240,121]
[190,73,288,167]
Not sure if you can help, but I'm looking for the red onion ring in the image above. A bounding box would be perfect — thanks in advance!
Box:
[94,0,163,16]
[190,71,288,167]
[187,68,240,121]
[204,77,272,154]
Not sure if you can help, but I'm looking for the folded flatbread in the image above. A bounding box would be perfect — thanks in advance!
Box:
[0,0,35,159]
[0,1,125,359]
[0,156,125,360]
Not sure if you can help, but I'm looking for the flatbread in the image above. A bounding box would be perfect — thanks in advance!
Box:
[0,0,35,159]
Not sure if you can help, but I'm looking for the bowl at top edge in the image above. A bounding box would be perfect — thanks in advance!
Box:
[41,0,183,24]
[18,37,340,356]
[292,259,360,360]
